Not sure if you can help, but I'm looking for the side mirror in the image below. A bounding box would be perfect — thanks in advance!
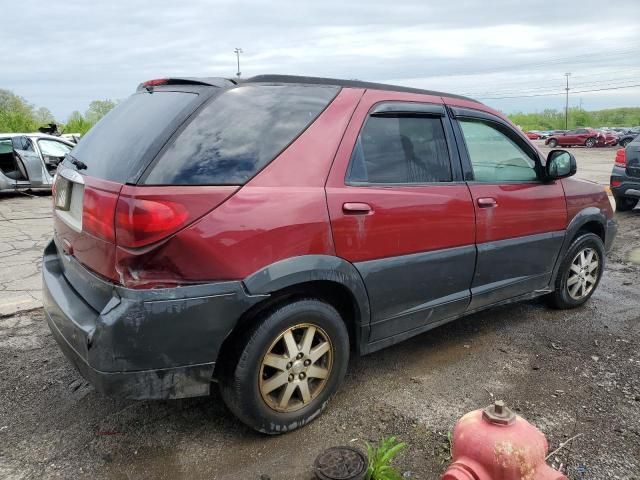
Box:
[546,149,576,180]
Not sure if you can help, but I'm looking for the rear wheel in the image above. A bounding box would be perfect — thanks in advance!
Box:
[547,138,558,148]
[219,299,349,434]
[615,196,638,211]
[585,137,596,148]
[547,233,604,309]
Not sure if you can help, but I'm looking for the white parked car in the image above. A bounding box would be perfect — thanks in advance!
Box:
[0,133,75,193]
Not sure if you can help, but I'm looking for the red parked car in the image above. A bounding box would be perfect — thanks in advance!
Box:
[545,128,606,148]
[43,75,616,434]
[525,131,541,140]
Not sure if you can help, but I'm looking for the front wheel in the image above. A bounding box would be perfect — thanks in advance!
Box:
[546,233,604,309]
[547,138,558,148]
[219,299,349,434]
[585,137,596,148]
[615,196,638,211]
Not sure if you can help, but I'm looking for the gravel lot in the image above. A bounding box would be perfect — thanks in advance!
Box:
[1,146,638,480]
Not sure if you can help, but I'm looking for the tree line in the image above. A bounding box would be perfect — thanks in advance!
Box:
[1,87,639,136]
[509,107,640,132]
[0,89,116,135]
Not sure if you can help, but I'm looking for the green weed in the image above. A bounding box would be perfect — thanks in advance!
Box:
[365,436,408,480]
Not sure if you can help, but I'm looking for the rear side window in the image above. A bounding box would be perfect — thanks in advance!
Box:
[459,119,538,182]
[69,91,200,183]
[347,115,451,184]
[143,85,339,185]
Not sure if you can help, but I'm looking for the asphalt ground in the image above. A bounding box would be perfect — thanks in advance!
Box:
[1,145,638,479]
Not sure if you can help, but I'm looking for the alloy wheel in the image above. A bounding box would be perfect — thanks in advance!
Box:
[567,247,600,300]
[259,323,333,413]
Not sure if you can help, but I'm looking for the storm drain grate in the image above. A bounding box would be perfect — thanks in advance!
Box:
[313,446,368,480]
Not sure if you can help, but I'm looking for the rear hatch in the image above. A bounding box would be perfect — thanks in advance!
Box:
[53,81,226,310]
[53,79,339,310]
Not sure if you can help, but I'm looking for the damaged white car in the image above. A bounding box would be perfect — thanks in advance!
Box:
[0,133,74,192]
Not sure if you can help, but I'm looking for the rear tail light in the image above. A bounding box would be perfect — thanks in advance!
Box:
[115,197,188,248]
[83,187,118,242]
[114,185,238,250]
[615,148,627,167]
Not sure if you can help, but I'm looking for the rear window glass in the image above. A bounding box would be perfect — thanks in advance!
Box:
[142,84,339,185]
[68,91,200,183]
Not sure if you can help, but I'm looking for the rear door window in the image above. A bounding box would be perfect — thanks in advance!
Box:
[142,84,339,185]
[346,115,452,184]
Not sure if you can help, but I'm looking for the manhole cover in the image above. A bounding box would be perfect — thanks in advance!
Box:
[313,446,368,480]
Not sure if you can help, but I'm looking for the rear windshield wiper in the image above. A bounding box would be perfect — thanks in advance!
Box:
[67,155,87,170]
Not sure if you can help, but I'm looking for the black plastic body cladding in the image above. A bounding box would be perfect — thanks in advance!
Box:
[42,240,263,399]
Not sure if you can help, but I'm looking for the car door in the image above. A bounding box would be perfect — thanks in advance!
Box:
[558,130,576,146]
[574,129,590,145]
[37,138,72,166]
[11,136,45,186]
[449,107,567,310]
[326,91,476,343]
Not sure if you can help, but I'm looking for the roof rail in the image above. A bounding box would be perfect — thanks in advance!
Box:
[243,74,480,103]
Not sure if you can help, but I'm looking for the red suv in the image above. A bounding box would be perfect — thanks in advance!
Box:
[43,75,616,434]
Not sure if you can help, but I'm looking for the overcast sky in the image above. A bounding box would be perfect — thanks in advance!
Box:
[2,0,639,121]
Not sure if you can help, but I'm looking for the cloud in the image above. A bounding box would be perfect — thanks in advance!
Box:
[1,0,638,119]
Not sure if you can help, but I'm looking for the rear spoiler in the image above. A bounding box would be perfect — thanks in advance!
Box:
[136,77,237,92]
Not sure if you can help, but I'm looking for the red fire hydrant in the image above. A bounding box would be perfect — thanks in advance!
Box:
[442,401,568,480]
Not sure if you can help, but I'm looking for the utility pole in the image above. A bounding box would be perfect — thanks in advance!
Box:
[564,73,571,130]
[234,48,243,78]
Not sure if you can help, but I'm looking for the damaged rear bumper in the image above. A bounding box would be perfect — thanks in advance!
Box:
[46,314,216,399]
[42,239,262,400]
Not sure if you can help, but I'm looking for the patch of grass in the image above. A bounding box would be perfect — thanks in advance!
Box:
[365,436,407,480]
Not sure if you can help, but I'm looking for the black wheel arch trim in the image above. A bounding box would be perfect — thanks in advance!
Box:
[242,255,372,352]
[550,207,610,284]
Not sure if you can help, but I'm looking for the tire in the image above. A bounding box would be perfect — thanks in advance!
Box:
[547,138,558,148]
[615,196,638,212]
[219,298,349,434]
[546,233,605,309]
[620,138,632,148]
[585,137,596,148]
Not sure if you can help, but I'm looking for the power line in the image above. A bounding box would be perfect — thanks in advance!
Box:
[464,77,640,97]
[476,83,640,100]
[438,51,638,78]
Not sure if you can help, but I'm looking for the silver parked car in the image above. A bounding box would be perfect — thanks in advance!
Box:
[0,133,75,192]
